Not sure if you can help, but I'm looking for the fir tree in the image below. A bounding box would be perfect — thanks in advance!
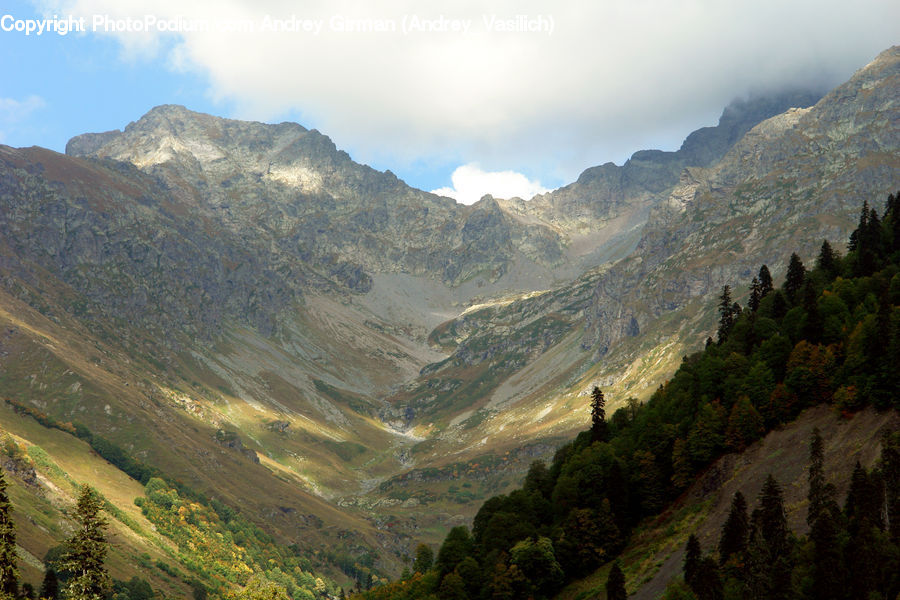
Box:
[748,277,762,313]
[717,286,735,343]
[590,386,608,443]
[39,569,59,600]
[880,430,900,544]
[801,279,822,344]
[757,265,774,298]
[807,427,836,527]
[606,561,627,600]
[694,556,724,600]
[683,534,701,592]
[718,492,749,566]
[61,485,109,600]
[0,467,17,599]
[784,253,806,304]
[413,544,433,574]
[816,239,839,277]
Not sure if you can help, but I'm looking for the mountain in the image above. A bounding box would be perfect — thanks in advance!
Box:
[0,44,897,595]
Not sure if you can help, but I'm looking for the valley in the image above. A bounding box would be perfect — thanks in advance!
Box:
[0,44,898,599]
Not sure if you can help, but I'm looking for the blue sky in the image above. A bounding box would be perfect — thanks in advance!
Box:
[2,0,898,203]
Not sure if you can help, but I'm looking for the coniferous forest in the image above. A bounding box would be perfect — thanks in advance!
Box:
[353,192,900,600]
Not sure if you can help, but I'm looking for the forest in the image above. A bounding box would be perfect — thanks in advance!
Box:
[354,192,900,600]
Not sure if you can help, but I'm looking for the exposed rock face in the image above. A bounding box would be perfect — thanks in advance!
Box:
[580,46,900,356]
[498,90,823,246]
[66,105,568,289]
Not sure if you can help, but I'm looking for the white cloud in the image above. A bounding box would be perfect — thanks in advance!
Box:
[432,163,551,205]
[34,0,900,183]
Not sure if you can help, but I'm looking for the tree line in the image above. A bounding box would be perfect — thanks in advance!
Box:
[353,190,900,600]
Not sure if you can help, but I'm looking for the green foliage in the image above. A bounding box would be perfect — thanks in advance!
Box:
[0,467,18,597]
[61,485,110,600]
[135,478,337,598]
[412,544,433,575]
[606,561,627,600]
[387,193,900,600]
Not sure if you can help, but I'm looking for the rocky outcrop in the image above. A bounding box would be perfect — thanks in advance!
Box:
[580,46,900,355]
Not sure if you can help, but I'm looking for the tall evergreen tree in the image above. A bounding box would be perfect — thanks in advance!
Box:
[39,569,59,600]
[757,265,774,298]
[606,561,627,600]
[801,279,823,345]
[717,286,735,343]
[784,253,806,304]
[881,430,900,544]
[412,544,433,574]
[0,467,17,599]
[683,534,701,592]
[816,239,839,277]
[693,557,724,600]
[746,475,791,600]
[61,485,109,600]
[748,277,762,313]
[590,386,608,443]
[718,492,749,565]
[807,427,826,527]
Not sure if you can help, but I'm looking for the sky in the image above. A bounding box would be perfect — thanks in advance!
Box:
[0,0,897,204]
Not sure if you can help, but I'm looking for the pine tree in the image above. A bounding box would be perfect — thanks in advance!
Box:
[807,427,837,527]
[801,279,822,344]
[0,467,18,599]
[717,286,735,343]
[746,475,791,600]
[784,253,806,304]
[413,543,433,574]
[683,534,701,591]
[61,485,109,600]
[718,492,749,565]
[816,239,839,277]
[757,265,774,298]
[606,561,627,600]
[590,386,608,443]
[748,277,762,313]
[848,200,869,252]
[881,430,900,544]
[770,290,787,320]
[694,556,724,600]
[39,569,59,600]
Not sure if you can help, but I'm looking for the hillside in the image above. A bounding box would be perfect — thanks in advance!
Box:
[364,189,900,600]
[0,44,898,600]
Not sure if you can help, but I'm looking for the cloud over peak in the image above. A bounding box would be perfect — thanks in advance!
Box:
[431,164,550,205]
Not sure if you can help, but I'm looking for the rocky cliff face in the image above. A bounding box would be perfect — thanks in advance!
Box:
[66,105,568,290]
[581,46,899,357]
[497,90,823,254]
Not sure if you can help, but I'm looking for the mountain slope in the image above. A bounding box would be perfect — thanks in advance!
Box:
[0,47,897,590]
